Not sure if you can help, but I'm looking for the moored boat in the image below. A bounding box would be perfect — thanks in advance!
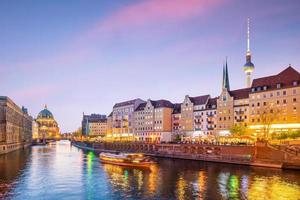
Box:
[99,153,155,168]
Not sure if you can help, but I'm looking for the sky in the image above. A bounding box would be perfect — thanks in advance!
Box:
[1,0,300,133]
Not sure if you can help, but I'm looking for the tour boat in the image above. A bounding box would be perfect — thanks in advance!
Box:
[99,153,155,168]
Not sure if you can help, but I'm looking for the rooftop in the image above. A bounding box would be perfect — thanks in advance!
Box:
[113,98,144,108]
[251,66,300,90]
[229,88,251,100]
[188,95,210,105]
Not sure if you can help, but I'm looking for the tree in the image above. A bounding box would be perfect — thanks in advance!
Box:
[257,103,282,140]
[72,127,82,137]
[230,125,249,137]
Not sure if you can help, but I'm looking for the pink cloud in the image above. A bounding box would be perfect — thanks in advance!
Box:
[1,0,225,72]
[8,85,59,103]
[87,0,224,38]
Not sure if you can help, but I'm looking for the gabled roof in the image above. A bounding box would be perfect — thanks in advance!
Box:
[188,95,210,105]
[229,88,250,100]
[172,103,181,114]
[134,102,147,111]
[251,66,300,90]
[206,97,218,109]
[150,99,174,108]
[113,98,142,108]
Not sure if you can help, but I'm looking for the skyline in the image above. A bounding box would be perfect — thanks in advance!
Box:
[1,0,300,132]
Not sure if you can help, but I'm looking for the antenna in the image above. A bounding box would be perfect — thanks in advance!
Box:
[247,17,250,53]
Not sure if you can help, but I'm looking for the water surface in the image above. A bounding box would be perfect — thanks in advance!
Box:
[0,140,300,200]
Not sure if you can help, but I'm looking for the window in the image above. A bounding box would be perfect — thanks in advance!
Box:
[277,83,281,89]
[270,93,273,97]
[257,102,260,106]
[293,89,297,95]
[283,99,287,104]
[293,98,297,103]
[257,87,261,91]
[263,86,267,90]
[263,102,267,106]
[293,81,298,86]
[277,100,280,105]
[251,88,255,92]
[283,91,287,95]
[277,91,280,96]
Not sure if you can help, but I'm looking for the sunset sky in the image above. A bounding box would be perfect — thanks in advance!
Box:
[1,0,300,132]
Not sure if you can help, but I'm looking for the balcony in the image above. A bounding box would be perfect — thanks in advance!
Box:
[207,113,214,117]
[235,111,245,115]
[207,120,213,124]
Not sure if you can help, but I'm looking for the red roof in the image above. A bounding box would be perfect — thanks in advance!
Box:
[229,88,251,100]
[252,66,300,90]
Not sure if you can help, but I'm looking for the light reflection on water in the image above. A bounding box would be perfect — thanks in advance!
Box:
[0,140,299,200]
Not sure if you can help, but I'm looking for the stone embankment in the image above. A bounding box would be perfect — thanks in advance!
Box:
[71,140,300,170]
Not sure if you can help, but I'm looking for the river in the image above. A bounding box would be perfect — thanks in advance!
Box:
[0,140,300,200]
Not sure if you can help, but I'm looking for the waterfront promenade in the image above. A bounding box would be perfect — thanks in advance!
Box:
[72,140,300,170]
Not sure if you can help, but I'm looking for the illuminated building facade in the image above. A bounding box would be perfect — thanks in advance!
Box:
[134,99,174,142]
[249,66,300,134]
[32,120,39,139]
[36,105,60,139]
[0,96,32,154]
[170,95,218,140]
[82,114,106,136]
[111,98,145,135]
[87,119,107,137]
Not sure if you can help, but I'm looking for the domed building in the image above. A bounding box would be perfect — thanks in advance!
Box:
[35,105,60,139]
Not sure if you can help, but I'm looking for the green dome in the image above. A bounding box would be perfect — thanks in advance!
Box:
[37,105,54,119]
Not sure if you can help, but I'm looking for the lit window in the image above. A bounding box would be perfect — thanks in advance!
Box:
[293,81,298,86]
[277,83,281,89]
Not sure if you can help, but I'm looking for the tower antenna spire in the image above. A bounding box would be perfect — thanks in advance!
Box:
[243,17,255,88]
[247,17,250,53]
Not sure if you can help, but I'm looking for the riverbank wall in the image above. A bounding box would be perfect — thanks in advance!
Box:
[71,141,300,170]
[0,142,32,155]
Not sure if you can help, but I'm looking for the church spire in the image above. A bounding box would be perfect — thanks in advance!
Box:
[222,57,230,91]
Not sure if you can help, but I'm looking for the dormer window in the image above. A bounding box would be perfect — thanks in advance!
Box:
[293,81,298,86]
[251,88,255,92]
[277,83,281,89]
[257,87,261,92]
[263,86,267,90]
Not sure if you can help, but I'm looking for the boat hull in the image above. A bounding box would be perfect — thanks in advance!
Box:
[100,159,154,168]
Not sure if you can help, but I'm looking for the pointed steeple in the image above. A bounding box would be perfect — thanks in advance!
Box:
[222,58,230,91]
[44,104,47,109]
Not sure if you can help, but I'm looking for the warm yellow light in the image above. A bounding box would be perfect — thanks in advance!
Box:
[249,123,300,129]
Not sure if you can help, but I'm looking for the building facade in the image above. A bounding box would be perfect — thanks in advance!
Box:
[0,96,32,154]
[36,105,60,139]
[248,66,300,135]
[171,95,218,141]
[134,99,173,142]
[110,98,145,138]
[87,119,107,137]
[82,114,106,136]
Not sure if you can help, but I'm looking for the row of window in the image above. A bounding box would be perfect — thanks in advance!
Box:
[251,81,298,93]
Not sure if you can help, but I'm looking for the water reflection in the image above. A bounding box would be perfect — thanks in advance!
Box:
[0,141,299,200]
